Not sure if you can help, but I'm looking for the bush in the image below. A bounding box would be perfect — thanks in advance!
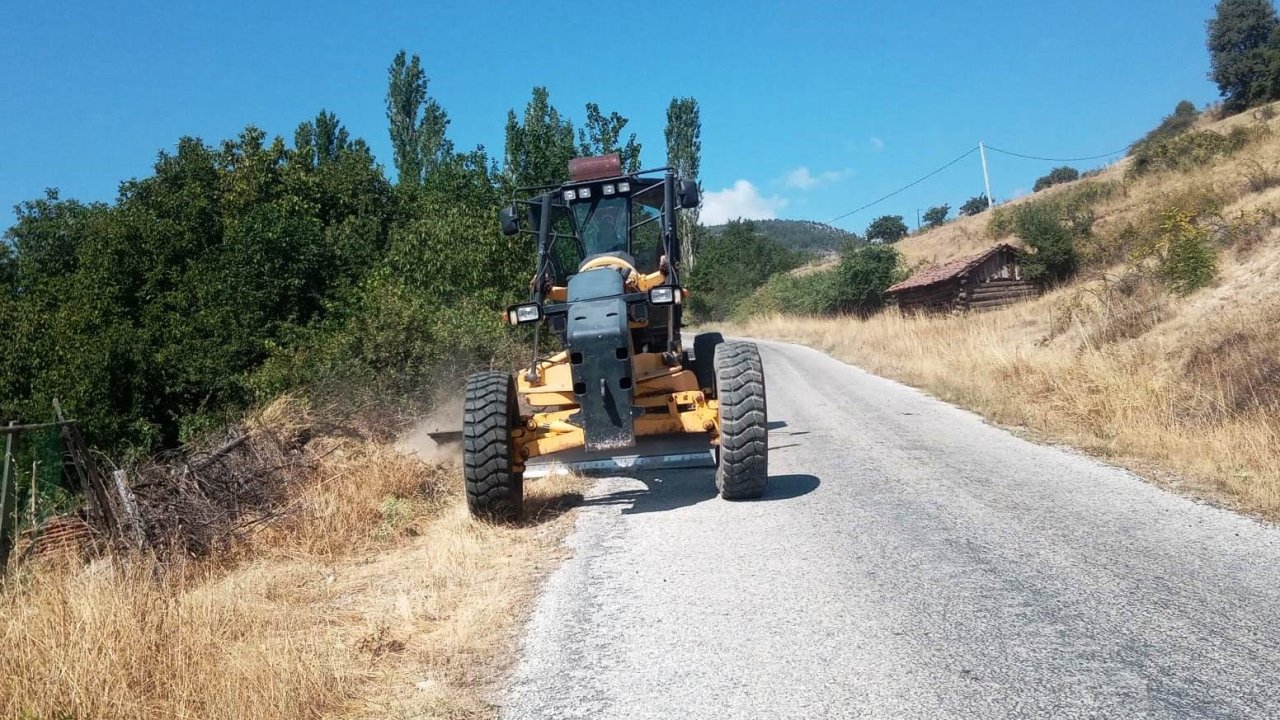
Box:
[1033,166,1080,192]
[989,180,1117,242]
[830,244,903,313]
[1159,208,1218,295]
[740,269,839,318]
[1126,198,1221,296]
[1128,126,1269,177]
[1129,100,1200,157]
[740,243,902,318]
[685,220,804,321]
[1011,203,1080,283]
[960,194,990,216]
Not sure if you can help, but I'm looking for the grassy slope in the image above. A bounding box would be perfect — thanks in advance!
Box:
[0,398,583,719]
[732,105,1280,519]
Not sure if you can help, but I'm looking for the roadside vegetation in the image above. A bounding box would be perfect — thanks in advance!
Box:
[0,396,583,718]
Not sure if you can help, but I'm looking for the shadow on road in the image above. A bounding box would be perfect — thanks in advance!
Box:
[577,469,821,515]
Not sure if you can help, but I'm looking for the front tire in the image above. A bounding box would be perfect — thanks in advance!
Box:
[463,371,524,521]
[714,342,768,500]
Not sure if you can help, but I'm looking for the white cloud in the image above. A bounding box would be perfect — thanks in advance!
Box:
[701,180,789,225]
[782,166,852,190]
[870,137,885,151]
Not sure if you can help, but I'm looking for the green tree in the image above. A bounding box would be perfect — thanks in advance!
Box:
[865,215,908,242]
[685,220,801,320]
[578,103,642,171]
[1009,202,1080,283]
[665,97,702,270]
[1033,166,1081,192]
[386,51,452,186]
[1207,0,1280,111]
[960,194,990,216]
[503,87,576,189]
[922,204,950,228]
[831,243,902,314]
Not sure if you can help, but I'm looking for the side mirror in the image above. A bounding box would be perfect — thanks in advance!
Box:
[499,205,520,236]
[677,179,700,209]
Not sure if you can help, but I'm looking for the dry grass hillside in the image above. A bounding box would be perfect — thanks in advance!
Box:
[733,103,1280,519]
[0,397,582,719]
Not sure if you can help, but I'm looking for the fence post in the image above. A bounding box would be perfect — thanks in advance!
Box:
[0,421,16,575]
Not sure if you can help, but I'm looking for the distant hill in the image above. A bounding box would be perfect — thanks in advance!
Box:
[705,219,859,254]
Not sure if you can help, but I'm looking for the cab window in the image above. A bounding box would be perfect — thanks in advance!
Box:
[572,196,629,258]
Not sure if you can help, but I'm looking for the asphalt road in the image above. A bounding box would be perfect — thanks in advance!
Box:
[501,338,1280,719]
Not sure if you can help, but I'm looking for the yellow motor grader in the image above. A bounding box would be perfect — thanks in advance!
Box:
[463,153,768,520]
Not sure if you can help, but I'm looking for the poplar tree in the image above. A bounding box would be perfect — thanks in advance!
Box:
[665,97,701,269]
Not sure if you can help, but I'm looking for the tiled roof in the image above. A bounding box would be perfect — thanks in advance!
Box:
[886,243,1020,294]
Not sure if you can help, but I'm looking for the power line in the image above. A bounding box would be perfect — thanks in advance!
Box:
[828,146,978,223]
[826,139,1131,225]
[982,144,1131,163]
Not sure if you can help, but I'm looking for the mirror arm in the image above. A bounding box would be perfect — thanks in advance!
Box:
[530,193,554,303]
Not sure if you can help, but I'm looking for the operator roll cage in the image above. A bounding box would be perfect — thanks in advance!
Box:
[508,166,685,307]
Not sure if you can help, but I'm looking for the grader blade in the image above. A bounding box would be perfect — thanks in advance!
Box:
[524,433,716,479]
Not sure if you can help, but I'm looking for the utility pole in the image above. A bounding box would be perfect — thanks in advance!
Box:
[916,208,921,232]
[979,140,994,210]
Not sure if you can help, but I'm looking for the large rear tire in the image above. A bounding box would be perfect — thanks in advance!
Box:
[714,342,768,500]
[693,331,725,398]
[463,371,524,521]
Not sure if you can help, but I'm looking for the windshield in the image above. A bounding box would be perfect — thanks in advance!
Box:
[572,196,629,258]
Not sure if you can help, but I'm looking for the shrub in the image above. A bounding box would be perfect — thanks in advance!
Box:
[1159,208,1218,295]
[1011,203,1080,283]
[685,220,803,321]
[739,269,839,318]
[1033,166,1080,192]
[736,243,902,318]
[1128,126,1269,177]
[1130,100,1200,157]
[960,194,990,216]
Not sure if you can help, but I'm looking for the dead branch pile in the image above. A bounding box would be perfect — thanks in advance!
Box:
[127,397,321,558]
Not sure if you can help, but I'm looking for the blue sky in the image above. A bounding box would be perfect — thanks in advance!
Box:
[2,1,1219,234]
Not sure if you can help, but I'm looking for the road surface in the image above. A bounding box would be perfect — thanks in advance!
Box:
[501,338,1280,719]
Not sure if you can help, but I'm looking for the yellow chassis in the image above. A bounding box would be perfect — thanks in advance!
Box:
[511,350,720,474]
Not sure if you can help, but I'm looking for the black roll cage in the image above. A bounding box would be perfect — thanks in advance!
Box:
[509,167,684,305]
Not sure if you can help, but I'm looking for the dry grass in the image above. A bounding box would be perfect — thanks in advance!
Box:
[729,291,1280,516]
[0,406,583,719]
[735,106,1280,518]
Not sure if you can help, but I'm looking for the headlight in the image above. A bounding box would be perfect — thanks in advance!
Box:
[578,187,592,199]
[648,286,681,306]
[507,303,543,325]
[602,184,616,196]
[562,190,575,202]
[617,182,631,193]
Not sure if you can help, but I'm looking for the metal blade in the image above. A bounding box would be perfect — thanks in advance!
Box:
[524,433,716,479]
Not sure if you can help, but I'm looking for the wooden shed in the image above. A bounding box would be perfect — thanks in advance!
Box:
[886,243,1039,313]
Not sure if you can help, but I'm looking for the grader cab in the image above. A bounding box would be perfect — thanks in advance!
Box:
[463,153,768,520]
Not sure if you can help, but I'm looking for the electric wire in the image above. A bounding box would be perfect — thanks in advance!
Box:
[827,140,1131,225]
[982,144,1131,163]
[828,146,978,223]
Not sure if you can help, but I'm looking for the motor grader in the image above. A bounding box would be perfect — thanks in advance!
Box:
[462,153,768,521]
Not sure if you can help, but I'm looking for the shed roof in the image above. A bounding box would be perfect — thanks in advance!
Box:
[886,243,1022,294]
